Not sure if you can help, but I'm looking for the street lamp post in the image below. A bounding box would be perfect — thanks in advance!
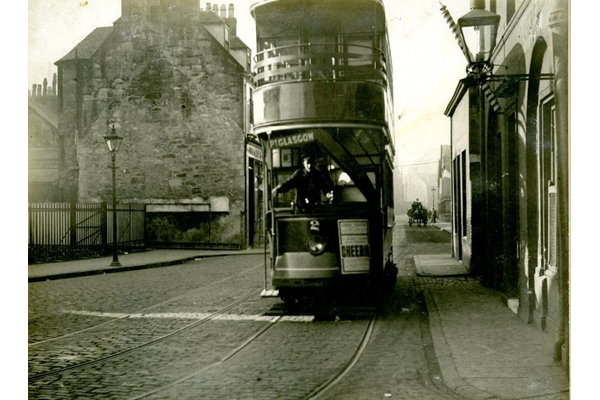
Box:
[431,187,436,209]
[104,125,124,267]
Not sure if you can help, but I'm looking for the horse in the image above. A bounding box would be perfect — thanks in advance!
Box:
[407,206,428,227]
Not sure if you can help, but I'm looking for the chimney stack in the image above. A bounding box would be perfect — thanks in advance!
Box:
[224,4,237,36]
[206,2,211,12]
[52,73,57,96]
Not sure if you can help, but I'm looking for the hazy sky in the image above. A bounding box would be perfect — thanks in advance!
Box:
[28,0,472,166]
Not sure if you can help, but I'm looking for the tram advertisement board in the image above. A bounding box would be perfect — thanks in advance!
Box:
[338,219,370,274]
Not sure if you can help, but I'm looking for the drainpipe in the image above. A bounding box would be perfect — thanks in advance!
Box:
[549,0,569,368]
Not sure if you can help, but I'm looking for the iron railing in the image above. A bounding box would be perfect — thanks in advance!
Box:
[28,202,145,263]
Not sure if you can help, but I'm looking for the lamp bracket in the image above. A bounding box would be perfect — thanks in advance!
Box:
[486,73,555,82]
[486,73,554,99]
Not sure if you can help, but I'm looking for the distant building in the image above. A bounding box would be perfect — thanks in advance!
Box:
[28,76,59,202]
[51,1,258,248]
[398,150,439,213]
[436,145,451,221]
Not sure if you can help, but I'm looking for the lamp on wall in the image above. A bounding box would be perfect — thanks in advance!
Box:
[104,125,124,267]
[457,0,500,74]
[440,0,504,113]
[454,0,554,86]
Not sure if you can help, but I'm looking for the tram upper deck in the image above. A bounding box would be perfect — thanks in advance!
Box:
[250,0,394,139]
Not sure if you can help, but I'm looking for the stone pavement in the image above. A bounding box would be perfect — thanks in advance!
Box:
[423,281,569,400]
[28,248,265,282]
[414,253,469,276]
[420,222,569,399]
[28,224,570,399]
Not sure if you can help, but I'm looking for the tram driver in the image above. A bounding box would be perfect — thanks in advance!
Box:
[271,149,334,212]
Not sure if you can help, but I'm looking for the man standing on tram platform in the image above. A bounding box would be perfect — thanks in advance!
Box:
[272,151,334,212]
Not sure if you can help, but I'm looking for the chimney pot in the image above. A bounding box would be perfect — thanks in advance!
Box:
[206,2,211,12]
[220,4,226,17]
[212,4,218,13]
[228,3,234,18]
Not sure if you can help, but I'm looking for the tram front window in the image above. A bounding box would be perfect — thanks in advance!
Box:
[270,147,373,212]
[272,153,334,212]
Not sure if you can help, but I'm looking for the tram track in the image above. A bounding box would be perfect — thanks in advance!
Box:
[30,255,387,400]
[127,315,283,400]
[28,289,262,382]
[124,308,378,400]
[28,261,262,348]
[29,290,376,400]
[29,260,268,383]
[31,285,385,400]
[304,315,377,400]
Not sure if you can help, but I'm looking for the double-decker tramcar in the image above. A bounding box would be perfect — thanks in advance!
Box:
[251,0,397,304]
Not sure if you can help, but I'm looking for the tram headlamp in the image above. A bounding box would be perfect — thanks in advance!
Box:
[306,234,327,255]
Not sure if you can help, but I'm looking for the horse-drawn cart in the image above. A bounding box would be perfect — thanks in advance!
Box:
[407,203,428,227]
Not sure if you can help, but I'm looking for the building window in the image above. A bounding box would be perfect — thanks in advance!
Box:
[461,150,467,237]
[225,27,230,51]
[249,87,254,125]
[540,97,557,270]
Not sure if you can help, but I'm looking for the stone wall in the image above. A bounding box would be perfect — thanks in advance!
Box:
[57,1,247,245]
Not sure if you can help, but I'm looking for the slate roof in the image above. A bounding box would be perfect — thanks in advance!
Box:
[56,27,114,63]
[197,11,250,51]
[198,10,225,24]
[54,16,250,64]
[230,36,249,50]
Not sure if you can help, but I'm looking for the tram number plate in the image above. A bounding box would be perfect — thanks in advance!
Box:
[338,220,370,274]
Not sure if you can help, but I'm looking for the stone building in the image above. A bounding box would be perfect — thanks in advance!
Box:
[444,0,568,366]
[28,76,60,202]
[54,0,256,248]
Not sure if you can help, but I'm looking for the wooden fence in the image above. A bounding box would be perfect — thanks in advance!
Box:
[28,202,145,263]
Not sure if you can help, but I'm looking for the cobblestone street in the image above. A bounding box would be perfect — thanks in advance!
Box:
[28,219,569,399]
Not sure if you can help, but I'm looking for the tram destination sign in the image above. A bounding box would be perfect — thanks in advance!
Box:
[269,132,315,148]
[338,219,371,274]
